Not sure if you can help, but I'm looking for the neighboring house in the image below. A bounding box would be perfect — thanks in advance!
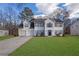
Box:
[0,22,9,36]
[70,18,79,35]
[18,15,64,36]
[0,30,8,36]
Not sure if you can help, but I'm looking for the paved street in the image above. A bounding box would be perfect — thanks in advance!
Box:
[0,36,32,56]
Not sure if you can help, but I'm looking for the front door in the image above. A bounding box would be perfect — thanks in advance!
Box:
[48,30,52,36]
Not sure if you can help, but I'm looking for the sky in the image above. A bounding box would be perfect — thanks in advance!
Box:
[0,3,66,15]
[0,3,79,25]
[0,3,79,18]
[27,3,66,15]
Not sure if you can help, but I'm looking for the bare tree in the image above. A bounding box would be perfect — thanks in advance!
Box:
[49,8,69,21]
[0,9,8,29]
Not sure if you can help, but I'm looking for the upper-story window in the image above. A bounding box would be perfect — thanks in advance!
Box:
[47,23,52,27]
[35,22,44,27]
[55,22,62,27]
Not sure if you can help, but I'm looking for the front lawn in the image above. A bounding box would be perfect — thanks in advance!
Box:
[0,35,14,41]
[10,35,79,56]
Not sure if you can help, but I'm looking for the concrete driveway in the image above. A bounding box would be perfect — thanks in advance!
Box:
[0,36,32,56]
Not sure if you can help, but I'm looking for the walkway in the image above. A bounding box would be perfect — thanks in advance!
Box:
[0,36,32,56]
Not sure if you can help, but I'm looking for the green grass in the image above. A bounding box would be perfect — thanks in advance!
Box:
[0,35,14,41]
[10,35,79,56]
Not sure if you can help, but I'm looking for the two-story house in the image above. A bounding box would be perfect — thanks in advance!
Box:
[18,15,64,36]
